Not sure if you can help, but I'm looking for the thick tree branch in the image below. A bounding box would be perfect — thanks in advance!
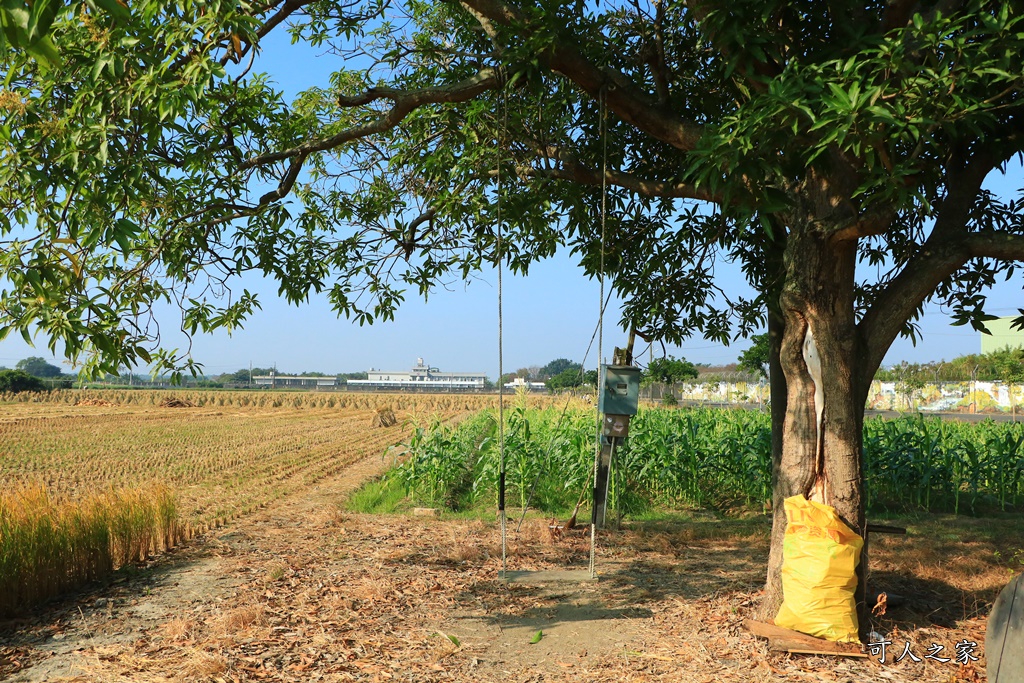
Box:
[853,225,1024,385]
[829,205,897,242]
[964,231,1024,260]
[649,1,671,106]
[857,243,968,383]
[549,49,701,150]
[459,0,501,46]
[257,152,308,205]
[240,68,500,170]
[856,150,1001,382]
[456,0,703,151]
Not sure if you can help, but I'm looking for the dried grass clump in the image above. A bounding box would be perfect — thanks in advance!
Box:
[371,407,397,428]
[75,398,116,407]
[160,617,198,641]
[181,649,228,678]
[212,604,266,635]
[159,397,196,408]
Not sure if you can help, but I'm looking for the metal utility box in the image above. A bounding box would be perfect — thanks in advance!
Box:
[602,413,631,438]
[598,365,641,416]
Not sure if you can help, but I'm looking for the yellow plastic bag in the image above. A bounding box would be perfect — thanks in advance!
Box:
[774,494,864,643]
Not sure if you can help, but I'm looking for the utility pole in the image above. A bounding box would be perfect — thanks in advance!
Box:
[249,361,252,389]
[971,365,979,414]
[649,344,654,400]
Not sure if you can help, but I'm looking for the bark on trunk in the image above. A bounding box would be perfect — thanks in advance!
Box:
[768,307,787,489]
[759,226,871,637]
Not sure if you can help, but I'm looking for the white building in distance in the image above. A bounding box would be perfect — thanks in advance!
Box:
[252,372,337,388]
[503,377,547,392]
[347,358,487,392]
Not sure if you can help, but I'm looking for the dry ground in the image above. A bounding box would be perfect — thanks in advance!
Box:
[1,449,1019,682]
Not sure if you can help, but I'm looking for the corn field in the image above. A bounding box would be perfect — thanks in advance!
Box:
[392,404,597,512]
[392,406,1024,516]
[863,415,1024,514]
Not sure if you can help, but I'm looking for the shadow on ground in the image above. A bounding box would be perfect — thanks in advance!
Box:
[868,569,1006,630]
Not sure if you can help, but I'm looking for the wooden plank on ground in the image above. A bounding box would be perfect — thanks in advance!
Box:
[745,620,820,643]
[744,620,866,658]
[767,638,868,658]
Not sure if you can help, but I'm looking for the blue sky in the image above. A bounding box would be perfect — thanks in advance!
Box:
[1,24,1022,378]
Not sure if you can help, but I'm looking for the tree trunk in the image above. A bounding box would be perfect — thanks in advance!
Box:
[768,307,787,480]
[759,227,871,637]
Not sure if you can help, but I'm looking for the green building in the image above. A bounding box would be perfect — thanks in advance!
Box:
[981,316,1024,354]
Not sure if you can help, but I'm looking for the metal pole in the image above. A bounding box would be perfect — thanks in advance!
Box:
[592,436,617,530]
[496,74,507,578]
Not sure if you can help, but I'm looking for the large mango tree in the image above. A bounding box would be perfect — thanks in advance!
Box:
[3,0,1024,627]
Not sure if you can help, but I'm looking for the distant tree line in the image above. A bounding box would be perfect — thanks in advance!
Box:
[500,358,598,389]
[874,347,1024,385]
[0,357,73,392]
[12,356,66,378]
[0,370,46,393]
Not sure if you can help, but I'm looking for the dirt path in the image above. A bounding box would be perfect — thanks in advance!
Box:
[0,451,992,683]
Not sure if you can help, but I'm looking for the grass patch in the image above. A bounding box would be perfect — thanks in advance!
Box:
[346,476,409,514]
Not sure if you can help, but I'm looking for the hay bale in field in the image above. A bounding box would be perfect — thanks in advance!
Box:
[75,398,116,407]
[159,397,196,408]
[371,407,397,428]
